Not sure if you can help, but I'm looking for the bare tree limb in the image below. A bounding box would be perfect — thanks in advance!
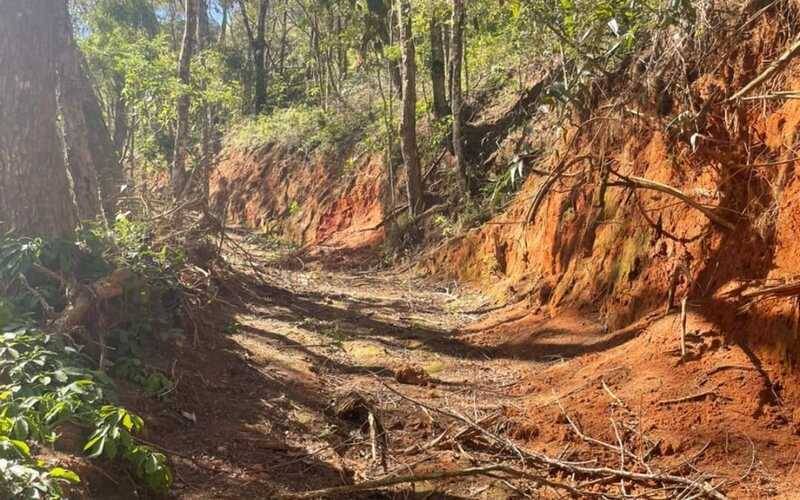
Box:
[274,463,591,499]
[727,36,800,102]
[608,171,735,230]
[375,378,728,499]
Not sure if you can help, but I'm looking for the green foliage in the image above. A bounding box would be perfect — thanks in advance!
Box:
[79,3,241,173]
[483,159,528,210]
[112,213,185,272]
[0,325,171,496]
[111,358,173,398]
[84,406,171,491]
[228,104,372,153]
[0,228,180,496]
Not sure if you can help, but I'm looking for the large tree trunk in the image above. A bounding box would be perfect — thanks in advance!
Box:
[450,0,469,195]
[397,0,423,217]
[0,0,76,236]
[429,12,448,120]
[171,0,197,197]
[55,0,121,220]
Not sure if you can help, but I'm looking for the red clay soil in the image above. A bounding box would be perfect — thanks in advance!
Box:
[209,144,386,254]
[422,14,800,370]
[458,304,800,497]
[412,13,800,497]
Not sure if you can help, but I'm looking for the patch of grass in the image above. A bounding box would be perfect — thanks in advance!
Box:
[423,359,447,376]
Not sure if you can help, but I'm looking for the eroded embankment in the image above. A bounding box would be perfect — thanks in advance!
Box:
[424,14,800,364]
[414,12,800,491]
[205,10,800,495]
[209,144,387,255]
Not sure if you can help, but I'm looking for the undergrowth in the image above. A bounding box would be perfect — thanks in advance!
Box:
[228,104,374,154]
[0,215,185,497]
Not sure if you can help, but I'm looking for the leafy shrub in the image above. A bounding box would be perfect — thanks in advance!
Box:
[0,324,172,496]
[0,228,178,496]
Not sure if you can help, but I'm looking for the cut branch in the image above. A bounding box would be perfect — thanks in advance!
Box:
[375,378,728,499]
[525,154,591,224]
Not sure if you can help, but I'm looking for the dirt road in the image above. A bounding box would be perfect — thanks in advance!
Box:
[127,235,535,499]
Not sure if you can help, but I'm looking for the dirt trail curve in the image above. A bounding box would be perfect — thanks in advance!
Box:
[126,232,534,500]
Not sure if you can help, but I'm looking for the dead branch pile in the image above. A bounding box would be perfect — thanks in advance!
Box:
[280,378,729,499]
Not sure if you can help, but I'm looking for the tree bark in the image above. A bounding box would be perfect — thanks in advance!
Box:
[239,0,270,115]
[112,87,128,154]
[278,1,289,74]
[450,0,469,195]
[171,0,197,197]
[218,0,229,45]
[196,0,209,46]
[429,12,448,119]
[55,0,121,220]
[196,0,212,197]
[397,0,423,217]
[0,0,76,236]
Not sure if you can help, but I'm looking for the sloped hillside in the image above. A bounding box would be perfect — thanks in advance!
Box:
[425,6,800,365]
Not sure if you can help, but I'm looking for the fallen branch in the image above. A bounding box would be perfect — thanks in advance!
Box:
[739,280,800,300]
[377,378,727,499]
[275,463,592,499]
[680,296,689,359]
[423,149,448,182]
[658,387,719,406]
[727,37,800,102]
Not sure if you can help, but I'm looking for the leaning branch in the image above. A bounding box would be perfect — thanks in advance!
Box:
[608,171,735,231]
[726,36,800,102]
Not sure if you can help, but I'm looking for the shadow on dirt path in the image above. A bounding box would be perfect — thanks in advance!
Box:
[120,233,537,499]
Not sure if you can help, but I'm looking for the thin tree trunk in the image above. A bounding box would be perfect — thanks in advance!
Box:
[429,12,448,119]
[196,0,209,45]
[218,0,229,45]
[397,0,423,217]
[388,2,403,96]
[450,0,468,195]
[239,0,269,114]
[172,0,197,196]
[443,21,451,103]
[0,0,76,236]
[278,1,289,74]
[196,0,212,199]
[254,1,269,114]
[112,87,128,154]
